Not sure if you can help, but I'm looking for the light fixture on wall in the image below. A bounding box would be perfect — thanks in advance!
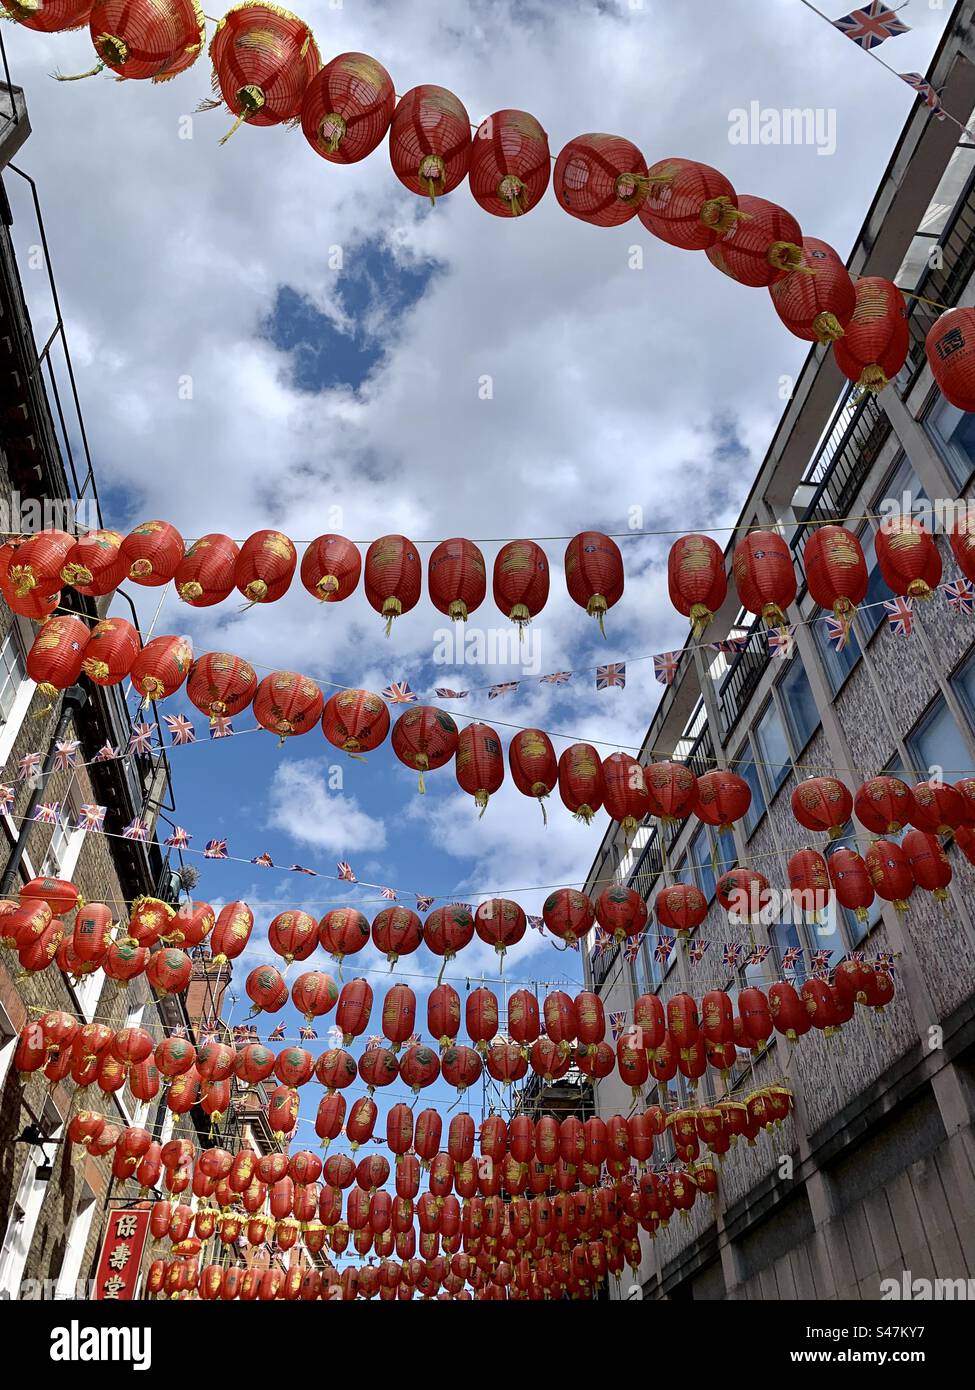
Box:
[11,1123,55,1181]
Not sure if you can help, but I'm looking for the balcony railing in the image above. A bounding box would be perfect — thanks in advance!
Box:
[902,161,975,392]
[717,613,769,735]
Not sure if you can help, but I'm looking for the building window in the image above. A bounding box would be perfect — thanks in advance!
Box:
[754,701,791,796]
[732,745,766,836]
[925,394,975,491]
[54,1185,97,1300]
[951,651,975,755]
[779,654,820,753]
[688,827,716,903]
[857,527,890,643]
[908,691,975,783]
[811,612,858,694]
[0,625,27,724]
[40,787,85,880]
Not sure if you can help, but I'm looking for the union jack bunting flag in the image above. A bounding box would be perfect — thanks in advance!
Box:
[199,1020,221,1044]
[407,1032,421,1048]
[267,1023,286,1041]
[33,801,61,826]
[53,739,80,772]
[122,818,149,841]
[337,861,357,882]
[204,839,229,859]
[488,682,519,699]
[749,944,772,965]
[832,3,910,50]
[810,949,833,972]
[767,626,796,659]
[710,635,750,655]
[722,941,743,968]
[0,785,14,815]
[608,1011,629,1042]
[382,681,417,704]
[163,826,191,848]
[17,752,41,782]
[326,1024,343,1047]
[945,578,975,614]
[78,803,107,833]
[899,72,945,118]
[450,902,473,914]
[127,722,156,754]
[623,932,645,963]
[434,688,468,700]
[298,1025,318,1041]
[527,915,545,933]
[539,671,572,686]
[874,951,897,974]
[850,950,867,963]
[163,714,196,745]
[824,615,849,652]
[365,1034,383,1050]
[209,716,234,739]
[653,652,679,686]
[688,939,710,964]
[884,595,914,637]
[289,864,317,876]
[92,742,119,762]
[380,887,397,900]
[252,852,274,867]
[594,927,614,956]
[232,1024,258,1042]
[415,895,435,912]
[655,934,676,965]
[595,662,626,690]
[782,946,803,969]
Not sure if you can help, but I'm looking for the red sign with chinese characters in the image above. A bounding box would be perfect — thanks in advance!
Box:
[93,1208,150,1300]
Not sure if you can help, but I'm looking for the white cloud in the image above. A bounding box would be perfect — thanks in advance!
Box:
[266,759,388,852]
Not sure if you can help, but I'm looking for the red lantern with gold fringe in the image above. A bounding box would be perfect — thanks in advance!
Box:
[732,530,797,628]
[466,987,499,1053]
[245,965,288,1016]
[553,134,648,226]
[643,760,698,826]
[493,540,549,630]
[910,779,964,837]
[791,776,853,839]
[392,706,459,792]
[427,982,460,1049]
[827,846,874,921]
[474,898,526,962]
[72,902,112,962]
[371,906,423,968]
[639,157,741,249]
[60,530,126,595]
[694,769,751,834]
[874,516,942,599]
[301,51,394,163]
[399,1044,441,1095]
[292,970,339,1022]
[833,276,909,394]
[81,617,141,686]
[855,775,916,835]
[234,529,297,606]
[186,651,255,718]
[925,307,975,411]
[337,978,373,1043]
[865,839,914,912]
[427,538,486,621]
[769,237,856,344]
[668,534,727,636]
[5,530,73,597]
[788,848,831,916]
[564,531,624,635]
[601,752,648,837]
[469,110,550,218]
[389,85,472,204]
[254,670,323,740]
[706,194,803,286]
[208,3,319,140]
[502,729,555,826]
[804,524,868,623]
[210,900,253,965]
[268,909,318,965]
[541,887,593,948]
[121,521,184,586]
[558,742,604,824]
[381,982,416,1052]
[456,722,504,815]
[27,615,89,696]
[364,534,422,634]
[594,885,647,942]
[1,0,92,32]
[422,904,474,971]
[902,830,950,902]
[318,907,370,966]
[74,0,202,82]
[716,867,771,924]
[129,634,193,707]
[655,882,707,937]
[298,533,360,603]
[738,987,773,1047]
[768,980,811,1042]
[321,688,389,758]
[146,947,192,997]
[175,534,239,608]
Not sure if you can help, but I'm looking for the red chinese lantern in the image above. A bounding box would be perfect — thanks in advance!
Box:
[769,237,856,344]
[954,825,975,865]
[392,706,459,792]
[103,941,149,985]
[210,901,253,965]
[5,530,73,598]
[72,902,112,961]
[768,980,811,1042]
[874,515,942,599]
[121,521,184,586]
[531,1037,571,1084]
[469,109,550,217]
[594,885,648,942]
[60,530,126,595]
[558,743,604,824]
[337,978,373,1043]
[861,968,896,1014]
[508,728,558,825]
[372,907,423,969]
[268,909,318,966]
[833,277,909,393]
[70,0,202,81]
[422,905,474,974]
[208,3,318,141]
[129,634,193,707]
[320,688,389,759]
[358,1044,399,1093]
[267,1084,300,1141]
[127,896,176,948]
[234,529,296,606]
[902,830,951,902]
[541,888,594,949]
[165,900,214,950]
[644,761,698,826]
[485,1040,527,1087]
[788,848,831,916]
[317,907,369,967]
[706,194,803,286]
[715,867,771,924]
[564,531,624,635]
[146,947,192,997]
[791,776,853,840]
[1,0,92,31]
[804,524,868,624]
[474,898,526,963]
[399,1044,441,1095]
[956,777,975,825]
[299,533,361,603]
[292,970,339,1022]
[865,839,915,912]
[78,616,139,686]
[254,670,323,741]
[315,1047,356,1092]
[301,51,394,162]
[654,882,707,937]
[493,540,549,630]
[827,846,875,921]
[910,779,965,836]
[174,534,239,607]
[381,982,416,1052]
[925,307,975,411]
[466,987,499,1053]
[950,514,975,586]
[245,964,288,1016]
[27,615,89,697]
[20,875,79,916]
[694,769,751,834]
[427,983,460,1048]
[855,775,916,834]
[554,132,653,227]
[732,530,797,628]
[185,651,255,718]
[156,1035,196,1079]
[601,752,648,837]
[668,534,727,635]
[638,157,741,249]
[389,84,472,204]
[738,987,773,1047]
[427,538,486,621]
[364,534,422,634]
[455,722,505,815]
